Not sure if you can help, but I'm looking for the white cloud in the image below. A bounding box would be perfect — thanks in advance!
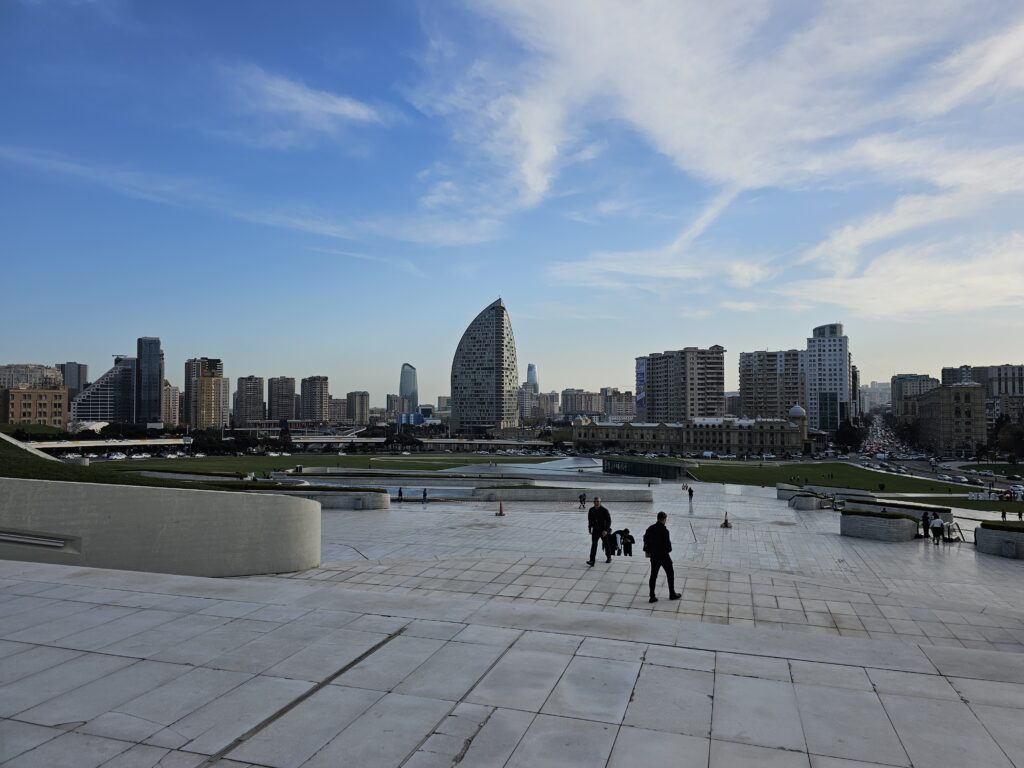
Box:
[781,234,1024,317]
[219,63,384,147]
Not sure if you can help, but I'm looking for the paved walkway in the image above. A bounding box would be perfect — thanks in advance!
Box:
[3,558,1024,767]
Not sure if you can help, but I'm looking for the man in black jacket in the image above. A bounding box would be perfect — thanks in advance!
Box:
[643,512,681,603]
[587,496,612,566]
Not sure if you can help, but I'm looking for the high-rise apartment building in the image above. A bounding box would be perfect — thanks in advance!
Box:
[801,324,854,432]
[135,337,164,425]
[386,394,411,420]
[183,358,225,427]
[891,374,939,421]
[738,349,802,419]
[162,381,180,427]
[601,387,636,422]
[329,396,348,425]
[859,381,892,412]
[234,376,266,426]
[71,356,136,424]
[437,395,451,412]
[56,362,88,400]
[450,299,520,434]
[916,383,987,458]
[1,385,69,429]
[399,364,418,412]
[301,376,330,423]
[539,391,560,417]
[193,373,230,430]
[516,385,538,421]
[346,391,370,426]
[268,377,296,421]
[0,364,63,389]
[635,346,726,423]
[561,389,604,418]
[942,364,1024,397]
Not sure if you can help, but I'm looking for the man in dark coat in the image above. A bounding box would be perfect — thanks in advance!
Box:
[643,511,681,603]
[587,496,612,566]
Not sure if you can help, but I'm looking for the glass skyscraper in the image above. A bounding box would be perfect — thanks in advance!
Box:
[135,337,164,425]
[399,363,418,412]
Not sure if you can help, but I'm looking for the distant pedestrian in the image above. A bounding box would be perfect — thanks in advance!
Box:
[643,512,680,603]
[398,487,403,503]
[930,515,944,545]
[1018,509,1023,522]
[1002,509,1008,522]
[579,492,587,510]
[688,487,694,502]
[921,511,931,537]
[422,488,427,504]
[586,496,612,566]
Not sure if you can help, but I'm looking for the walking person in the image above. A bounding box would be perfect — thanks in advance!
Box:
[587,496,612,566]
[397,487,403,503]
[921,511,931,538]
[687,486,694,503]
[643,512,680,603]
[422,488,428,504]
[930,514,944,545]
[578,492,587,510]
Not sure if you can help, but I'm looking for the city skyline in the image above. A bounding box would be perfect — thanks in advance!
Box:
[3,3,1023,400]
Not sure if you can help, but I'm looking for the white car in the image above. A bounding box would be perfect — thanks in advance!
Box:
[953,476,969,483]
[937,474,953,481]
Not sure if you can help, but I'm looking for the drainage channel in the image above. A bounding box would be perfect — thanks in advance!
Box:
[197,627,407,767]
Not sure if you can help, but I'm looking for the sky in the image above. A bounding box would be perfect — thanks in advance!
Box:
[2,0,1023,405]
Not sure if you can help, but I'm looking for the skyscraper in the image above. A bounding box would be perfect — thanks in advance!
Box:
[450,298,520,435]
[268,377,296,421]
[635,346,726,422]
[135,337,164,425]
[801,323,853,432]
[162,380,180,427]
[184,358,228,429]
[526,363,539,394]
[399,363,418,412]
[56,362,88,400]
[70,356,136,424]
[234,376,266,426]
[301,376,330,423]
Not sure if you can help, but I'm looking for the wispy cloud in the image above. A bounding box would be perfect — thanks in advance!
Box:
[306,246,425,277]
[218,63,386,148]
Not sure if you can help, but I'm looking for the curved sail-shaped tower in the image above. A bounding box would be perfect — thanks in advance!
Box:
[450,299,520,435]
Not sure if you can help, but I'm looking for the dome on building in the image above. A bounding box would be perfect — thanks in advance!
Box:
[788,404,807,419]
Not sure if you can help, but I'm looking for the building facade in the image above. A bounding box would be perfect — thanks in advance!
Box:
[600,387,636,422]
[915,383,987,458]
[399,363,418,412]
[573,416,805,457]
[891,374,939,422]
[561,389,604,418]
[346,390,370,426]
[268,377,296,421]
[738,349,802,419]
[300,376,330,423]
[635,346,726,423]
[162,381,180,427]
[1,386,69,429]
[234,376,266,426]
[0,364,63,389]
[449,298,520,435]
[329,396,349,425]
[135,337,164,425]
[70,356,136,424]
[802,323,854,432]
[386,393,411,421]
[193,373,230,430]
[56,362,88,401]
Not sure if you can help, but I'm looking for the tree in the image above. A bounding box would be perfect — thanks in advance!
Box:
[834,420,866,452]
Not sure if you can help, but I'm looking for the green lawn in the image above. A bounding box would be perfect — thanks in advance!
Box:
[686,462,970,494]
[914,496,1024,514]
[963,464,1023,476]
[0,423,63,436]
[111,454,554,475]
[0,438,380,494]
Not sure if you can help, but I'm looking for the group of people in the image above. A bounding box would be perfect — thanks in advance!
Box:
[920,510,945,544]
[587,496,680,603]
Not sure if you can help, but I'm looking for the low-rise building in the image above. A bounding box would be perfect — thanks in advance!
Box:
[573,414,807,457]
[1,385,69,429]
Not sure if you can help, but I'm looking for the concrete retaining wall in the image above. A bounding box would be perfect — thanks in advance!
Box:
[272,491,389,510]
[840,514,918,542]
[847,499,952,523]
[789,494,830,510]
[0,477,321,577]
[471,488,653,503]
[776,484,801,501]
[975,527,1024,559]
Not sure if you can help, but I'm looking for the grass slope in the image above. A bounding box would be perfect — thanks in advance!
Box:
[111,454,554,475]
[914,496,1024,514]
[686,462,969,494]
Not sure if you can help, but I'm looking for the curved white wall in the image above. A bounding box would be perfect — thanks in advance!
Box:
[0,477,320,577]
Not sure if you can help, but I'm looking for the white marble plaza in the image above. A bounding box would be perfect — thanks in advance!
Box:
[2,479,1024,766]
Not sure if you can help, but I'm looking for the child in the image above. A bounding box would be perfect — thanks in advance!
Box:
[613,528,635,556]
[602,530,618,560]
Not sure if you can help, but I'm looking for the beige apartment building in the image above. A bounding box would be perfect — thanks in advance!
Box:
[192,374,229,430]
[738,349,802,419]
[636,346,726,422]
[915,383,987,457]
[0,385,69,429]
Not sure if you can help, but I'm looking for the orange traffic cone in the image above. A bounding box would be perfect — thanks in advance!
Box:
[496,502,505,517]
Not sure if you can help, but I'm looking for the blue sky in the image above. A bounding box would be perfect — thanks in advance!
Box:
[2,1,1023,404]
